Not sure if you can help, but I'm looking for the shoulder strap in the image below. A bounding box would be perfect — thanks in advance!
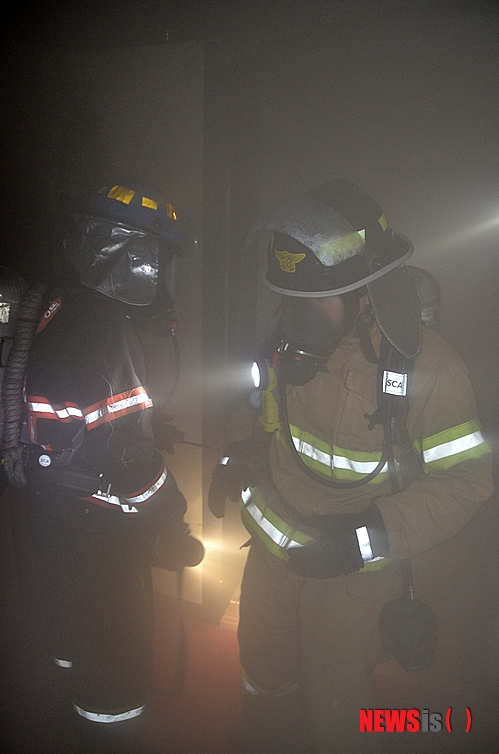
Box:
[376,336,423,491]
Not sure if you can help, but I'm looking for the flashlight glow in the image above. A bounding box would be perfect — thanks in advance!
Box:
[251,361,261,388]
[430,211,499,254]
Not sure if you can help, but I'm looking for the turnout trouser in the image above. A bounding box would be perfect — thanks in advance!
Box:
[24,490,155,722]
[238,540,403,753]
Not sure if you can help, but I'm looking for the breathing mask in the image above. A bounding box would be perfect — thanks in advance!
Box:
[271,290,363,386]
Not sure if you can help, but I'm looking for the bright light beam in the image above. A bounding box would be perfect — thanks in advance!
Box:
[431,212,499,254]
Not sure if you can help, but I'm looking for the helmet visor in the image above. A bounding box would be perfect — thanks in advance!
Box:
[65,217,160,305]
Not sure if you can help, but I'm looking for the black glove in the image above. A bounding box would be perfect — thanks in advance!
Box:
[208,457,248,519]
[287,501,388,579]
[151,412,185,455]
[151,522,205,571]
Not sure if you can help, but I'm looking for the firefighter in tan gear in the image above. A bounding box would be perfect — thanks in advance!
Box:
[209,180,494,754]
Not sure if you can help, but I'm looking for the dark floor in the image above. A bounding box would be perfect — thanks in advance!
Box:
[2,485,499,754]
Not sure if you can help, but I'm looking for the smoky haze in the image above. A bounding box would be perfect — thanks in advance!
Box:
[1,1,498,749]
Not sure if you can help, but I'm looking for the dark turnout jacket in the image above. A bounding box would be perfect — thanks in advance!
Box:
[24,286,185,528]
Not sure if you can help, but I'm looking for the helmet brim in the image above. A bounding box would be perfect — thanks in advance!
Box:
[264,232,413,297]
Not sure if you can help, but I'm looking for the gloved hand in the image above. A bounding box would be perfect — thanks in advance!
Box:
[208,437,264,518]
[151,522,205,571]
[208,457,248,519]
[287,501,388,579]
[151,412,185,455]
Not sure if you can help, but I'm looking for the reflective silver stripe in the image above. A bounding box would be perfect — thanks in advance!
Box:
[355,526,373,562]
[242,674,299,697]
[89,492,139,514]
[120,503,139,514]
[84,391,151,426]
[53,657,72,668]
[423,430,485,464]
[27,401,83,419]
[333,454,388,474]
[27,402,56,415]
[73,703,145,724]
[54,406,83,419]
[242,674,260,695]
[292,436,331,467]
[90,492,122,507]
[124,468,168,505]
[292,436,388,475]
[241,488,305,550]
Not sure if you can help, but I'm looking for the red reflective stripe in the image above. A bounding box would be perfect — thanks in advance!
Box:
[27,414,36,443]
[84,387,153,430]
[26,396,84,423]
[36,298,62,333]
[79,494,121,510]
[79,493,140,516]
[123,465,167,505]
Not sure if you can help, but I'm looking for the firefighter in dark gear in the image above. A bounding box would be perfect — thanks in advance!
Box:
[209,180,493,753]
[4,179,198,740]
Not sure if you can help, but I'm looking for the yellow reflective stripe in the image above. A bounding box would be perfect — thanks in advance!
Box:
[241,666,298,697]
[421,420,492,471]
[279,426,389,483]
[107,185,135,205]
[359,555,391,573]
[241,487,314,560]
[284,419,491,480]
[259,365,281,432]
[141,196,158,210]
[242,487,390,572]
[322,230,365,259]
[166,202,177,220]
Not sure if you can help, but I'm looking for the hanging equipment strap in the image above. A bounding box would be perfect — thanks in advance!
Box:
[375,336,423,492]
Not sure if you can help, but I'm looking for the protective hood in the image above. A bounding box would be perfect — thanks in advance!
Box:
[64,216,177,306]
[368,267,422,359]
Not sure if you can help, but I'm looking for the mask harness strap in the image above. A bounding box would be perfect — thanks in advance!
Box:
[369,335,423,492]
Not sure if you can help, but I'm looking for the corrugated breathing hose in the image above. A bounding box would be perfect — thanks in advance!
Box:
[1,282,48,487]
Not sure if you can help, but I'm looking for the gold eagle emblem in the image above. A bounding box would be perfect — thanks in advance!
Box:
[274,247,306,273]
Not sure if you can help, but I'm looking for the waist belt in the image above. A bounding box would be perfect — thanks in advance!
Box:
[241,483,390,573]
[25,444,104,496]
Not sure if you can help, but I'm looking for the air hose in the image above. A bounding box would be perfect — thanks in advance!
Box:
[277,375,389,489]
[1,281,48,486]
